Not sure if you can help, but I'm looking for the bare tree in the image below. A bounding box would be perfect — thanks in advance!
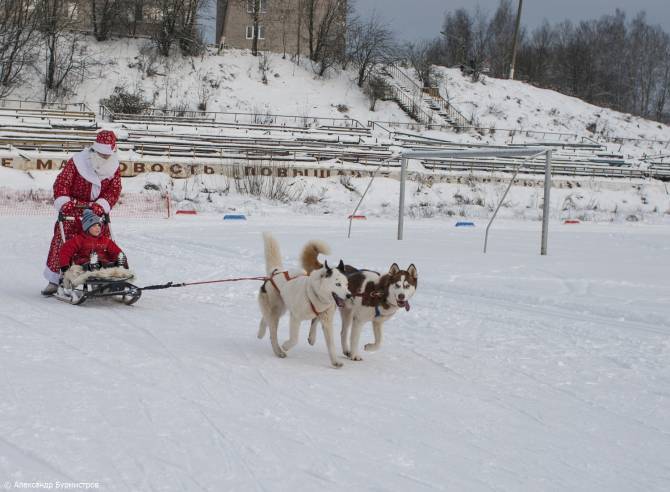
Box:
[655,47,670,121]
[469,7,493,81]
[177,0,205,55]
[347,12,394,87]
[150,0,204,56]
[516,21,554,84]
[441,8,472,67]
[0,0,40,96]
[404,39,440,88]
[439,3,670,122]
[302,0,348,75]
[274,0,292,58]
[487,0,516,78]
[35,0,96,100]
[91,0,121,41]
[365,75,388,111]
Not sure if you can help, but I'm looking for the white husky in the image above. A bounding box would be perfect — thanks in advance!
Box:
[257,233,351,368]
[307,263,418,361]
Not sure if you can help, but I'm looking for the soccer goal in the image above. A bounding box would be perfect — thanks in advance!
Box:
[397,148,553,255]
[347,147,554,256]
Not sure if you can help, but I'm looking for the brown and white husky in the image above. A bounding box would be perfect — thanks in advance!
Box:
[306,260,418,361]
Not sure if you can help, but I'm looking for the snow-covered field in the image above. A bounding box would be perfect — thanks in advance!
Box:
[1,212,669,491]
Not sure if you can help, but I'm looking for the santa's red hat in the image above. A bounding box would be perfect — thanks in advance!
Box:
[92,130,117,154]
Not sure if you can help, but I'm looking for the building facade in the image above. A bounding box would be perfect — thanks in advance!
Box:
[217,0,346,56]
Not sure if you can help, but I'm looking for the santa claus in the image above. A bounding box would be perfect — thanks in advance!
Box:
[41,130,122,295]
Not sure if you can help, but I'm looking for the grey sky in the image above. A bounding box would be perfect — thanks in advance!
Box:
[354,0,670,42]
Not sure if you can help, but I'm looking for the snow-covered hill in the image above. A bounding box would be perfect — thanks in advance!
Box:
[436,67,670,156]
[434,66,670,146]
[8,37,669,155]
[10,38,411,127]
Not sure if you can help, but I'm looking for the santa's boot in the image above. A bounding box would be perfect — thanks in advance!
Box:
[41,282,58,296]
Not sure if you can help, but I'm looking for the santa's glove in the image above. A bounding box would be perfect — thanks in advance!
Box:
[90,203,105,217]
[60,200,78,216]
[116,252,129,269]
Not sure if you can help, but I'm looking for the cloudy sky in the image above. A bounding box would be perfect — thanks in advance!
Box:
[354,0,670,41]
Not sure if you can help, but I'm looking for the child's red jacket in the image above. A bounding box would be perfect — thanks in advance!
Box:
[59,232,122,269]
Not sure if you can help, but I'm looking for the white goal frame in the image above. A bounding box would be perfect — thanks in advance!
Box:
[397,148,553,255]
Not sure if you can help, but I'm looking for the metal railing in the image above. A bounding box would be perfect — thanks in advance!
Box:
[385,64,470,128]
[421,88,470,128]
[102,105,366,129]
[0,98,92,113]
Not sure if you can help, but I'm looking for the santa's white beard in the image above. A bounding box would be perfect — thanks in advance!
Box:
[90,152,117,178]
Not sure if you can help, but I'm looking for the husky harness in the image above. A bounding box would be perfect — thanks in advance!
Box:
[266,270,325,318]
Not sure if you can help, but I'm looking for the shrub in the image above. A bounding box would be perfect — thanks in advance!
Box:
[100,86,151,115]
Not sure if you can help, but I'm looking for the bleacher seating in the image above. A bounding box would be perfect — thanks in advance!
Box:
[1,100,669,181]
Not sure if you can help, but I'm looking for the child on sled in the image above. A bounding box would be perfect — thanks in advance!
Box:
[59,208,131,290]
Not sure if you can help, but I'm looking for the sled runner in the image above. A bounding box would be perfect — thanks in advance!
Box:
[54,272,141,306]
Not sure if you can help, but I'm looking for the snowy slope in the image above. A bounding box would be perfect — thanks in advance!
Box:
[10,39,411,127]
[1,214,669,490]
[432,66,670,151]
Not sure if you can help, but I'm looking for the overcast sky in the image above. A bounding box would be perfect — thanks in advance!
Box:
[354,0,670,42]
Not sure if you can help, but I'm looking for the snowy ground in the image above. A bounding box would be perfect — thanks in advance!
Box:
[1,213,669,490]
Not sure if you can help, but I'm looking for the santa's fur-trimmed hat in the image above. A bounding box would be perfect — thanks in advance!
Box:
[92,130,117,154]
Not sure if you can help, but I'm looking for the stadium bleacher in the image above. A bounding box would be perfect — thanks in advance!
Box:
[1,99,669,182]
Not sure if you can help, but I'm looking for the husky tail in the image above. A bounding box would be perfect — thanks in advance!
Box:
[263,232,284,275]
[300,240,331,273]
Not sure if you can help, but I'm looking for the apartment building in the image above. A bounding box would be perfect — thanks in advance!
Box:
[217,0,346,55]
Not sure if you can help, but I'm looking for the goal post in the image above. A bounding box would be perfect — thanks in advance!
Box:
[397,147,553,255]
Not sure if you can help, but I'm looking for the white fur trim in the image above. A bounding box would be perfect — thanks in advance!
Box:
[72,149,119,201]
[43,266,61,284]
[92,142,114,154]
[54,196,70,211]
[96,198,111,214]
[63,265,135,288]
[72,149,101,199]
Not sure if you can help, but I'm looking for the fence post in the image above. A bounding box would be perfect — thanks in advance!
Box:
[541,150,552,256]
[397,157,407,240]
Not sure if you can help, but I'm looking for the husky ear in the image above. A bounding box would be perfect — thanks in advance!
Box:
[407,264,417,279]
[337,259,345,273]
[323,260,332,277]
[389,263,400,275]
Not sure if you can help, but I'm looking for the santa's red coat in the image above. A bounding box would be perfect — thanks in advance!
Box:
[44,151,121,280]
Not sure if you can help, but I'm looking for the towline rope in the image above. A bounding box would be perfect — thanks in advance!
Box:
[139,275,270,291]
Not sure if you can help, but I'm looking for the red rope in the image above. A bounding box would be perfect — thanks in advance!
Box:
[180,275,270,287]
[140,275,269,291]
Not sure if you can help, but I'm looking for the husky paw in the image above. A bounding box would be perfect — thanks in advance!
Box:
[350,354,363,361]
[364,343,378,352]
[307,335,316,346]
[274,350,287,359]
[332,361,343,368]
[343,350,351,357]
[281,342,295,352]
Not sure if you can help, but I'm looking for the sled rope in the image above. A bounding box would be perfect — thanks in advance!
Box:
[139,275,270,291]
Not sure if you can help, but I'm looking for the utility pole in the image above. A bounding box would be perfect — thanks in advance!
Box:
[509,0,523,79]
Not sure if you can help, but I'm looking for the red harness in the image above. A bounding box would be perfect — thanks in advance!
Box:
[267,270,324,318]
